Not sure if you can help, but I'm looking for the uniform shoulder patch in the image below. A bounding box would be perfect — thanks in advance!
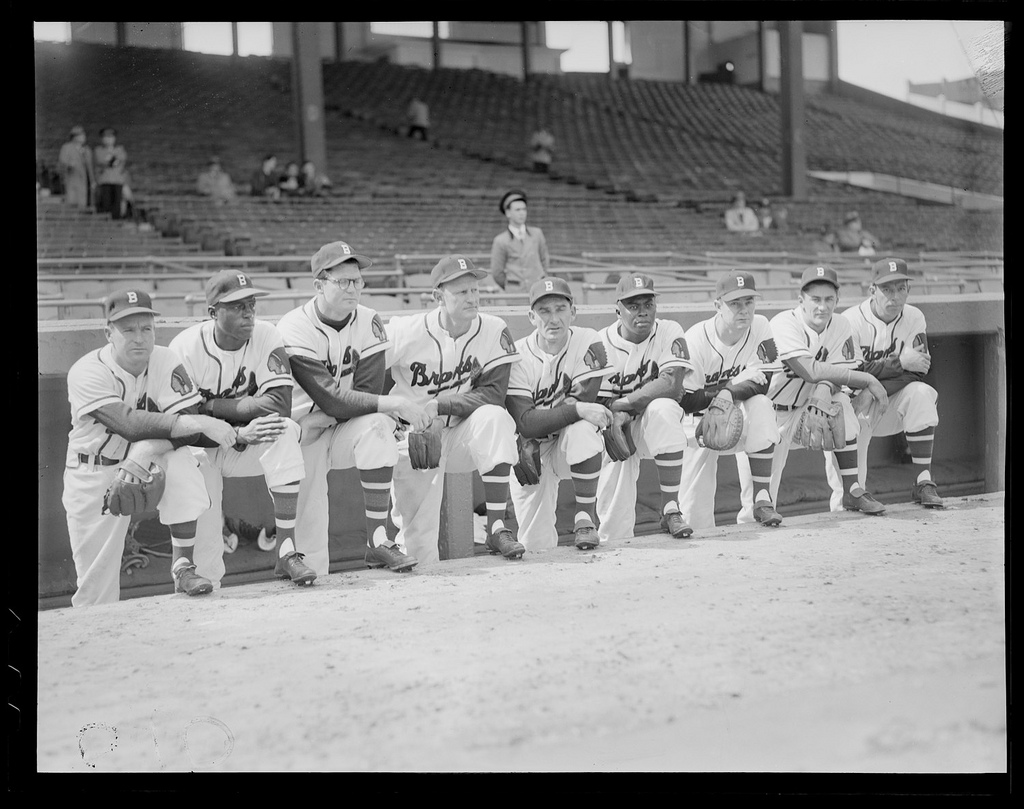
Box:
[170,364,194,396]
[912,332,929,354]
[671,337,690,360]
[371,313,387,343]
[756,338,778,364]
[267,346,291,376]
[842,336,856,361]
[500,327,517,355]
[584,341,608,371]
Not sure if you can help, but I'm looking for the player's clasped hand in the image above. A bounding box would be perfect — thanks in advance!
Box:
[188,414,239,449]
[899,346,931,374]
[864,378,889,410]
[236,414,288,445]
[575,401,613,429]
[731,366,767,387]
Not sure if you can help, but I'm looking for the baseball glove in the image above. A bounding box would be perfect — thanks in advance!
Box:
[102,459,167,516]
[602,418,637,462]
[513,437,542,486]
[695,394,744,451]
[408,418,444,470]
[794,396,846,451]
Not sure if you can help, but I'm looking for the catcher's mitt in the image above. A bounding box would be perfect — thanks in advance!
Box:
[602,418,637,462]
[102,459,167,516]
[696,394,744,451]
[513,437,542,486]
[408,418,444,470]
[794,396,846,451]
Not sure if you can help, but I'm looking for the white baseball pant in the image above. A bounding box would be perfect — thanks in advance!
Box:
[596,398,688,543]
[192,418,306,586]
[678,393,781,530]
[510,420,604,552]
[391,404,518,567]
[825,381,939,511]
[62,447,210,607]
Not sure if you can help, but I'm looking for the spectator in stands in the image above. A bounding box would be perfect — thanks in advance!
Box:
[529,127,556,173]
[813,224,839,255]
[406,97,430,141]
[278,161,302,197]
[723,191,761,234]
[756,197,788,232]
[490,189,550,291]
[58,125,94,209]
[251,154,282,199]
[299,160,333,196]
[92,127,129,220]
[835,211,882,256]
[120,170,137,222]
[196,156,237,205]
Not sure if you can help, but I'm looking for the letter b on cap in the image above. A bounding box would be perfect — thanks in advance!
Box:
[544,280,554,291]
[888,261,898,273]
[127,291,138,304]
[457,259,467,270]
[736,276,745,287]
[634,277,644,288]
[816,267,825,277]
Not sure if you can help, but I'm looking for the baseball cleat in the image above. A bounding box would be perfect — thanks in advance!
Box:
[660,509,693,539]
[573,518,599,550]
[275,551,317,585]
[173,563,213,596]
[842,490,886,515]
[911,480,944,508]
[365,542,418,573]
[752,501,783,527]
[486,529,525,559]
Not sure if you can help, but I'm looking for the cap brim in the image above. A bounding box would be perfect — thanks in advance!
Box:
[435,268,489,287]
[617,290,660,301]
[108,306,160,321]
[873,273,912,284]
[531,291,574,306]
[216,288,271,303]
[319,254,373,272]
[720,288,762,301]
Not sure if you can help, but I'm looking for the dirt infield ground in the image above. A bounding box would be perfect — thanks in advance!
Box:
[36,492,1005,774]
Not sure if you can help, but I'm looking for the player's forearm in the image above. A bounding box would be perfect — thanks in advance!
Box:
[784,357,873,390]
[290,355,380,420]
[621,368,685,413]
[880,370,926,396]
[436,365,511,419]
[679,388,716,414]
[92,403,182,442]
[351,351,386,396]
[201,385,291,423]
[506,396,578,439]
[858,356,903,379]
[723,374,770,402]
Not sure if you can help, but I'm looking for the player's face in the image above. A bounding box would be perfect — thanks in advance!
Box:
[505,201,528,227]
[529,295,575,348]
[798,283,838,333]
[616,295,657,342]
[212,296,257,344]
[105,313,156,374]
[870,280,910,321]
[717,295,757,330]
[316,260,364,318]
[437,274,480,326]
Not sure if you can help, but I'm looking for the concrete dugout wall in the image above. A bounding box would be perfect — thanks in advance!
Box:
[38,295,1004,598]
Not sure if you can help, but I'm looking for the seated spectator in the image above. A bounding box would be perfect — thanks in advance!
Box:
[250,154,281,199]
[724,191,761,233]
[299,160,332,196]
[278,161,301,197]
[196,156,237,204]
[834,211,882,255]
[529,127,555,173]
[406,97,430,141]
[813,223,839,255]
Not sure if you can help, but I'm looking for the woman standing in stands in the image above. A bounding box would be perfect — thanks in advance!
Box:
[92,127,128,220]
[58,125,94,209]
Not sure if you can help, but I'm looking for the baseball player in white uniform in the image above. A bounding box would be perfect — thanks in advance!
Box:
[825,257,944,509]
[169,270,316,589]
[595,273,697,543]
[677,271,785,530]
[276,241,433,578]
[506,277,613,551]
[766,265,891,515]
[63,288,238,606]
[386,254,524,565]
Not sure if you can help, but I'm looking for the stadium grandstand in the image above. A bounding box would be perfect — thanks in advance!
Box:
[36,21,1004,602]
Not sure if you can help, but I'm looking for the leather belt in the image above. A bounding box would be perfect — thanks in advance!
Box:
[772,403,794,412]
[78,453,121,466]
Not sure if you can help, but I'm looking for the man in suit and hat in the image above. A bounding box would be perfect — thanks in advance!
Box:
[490,189,550,291]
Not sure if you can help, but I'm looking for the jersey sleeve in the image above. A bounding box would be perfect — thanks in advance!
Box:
[150,346,203,414]
[656,320,696,372]
[506,339,536,399]
[682,323,709,390]
[751,316,783,373]
[277,307,320,363]
[384,314,411,369]
[67,354,124,420]
[570,327,614,386]
[357,309,391,361]
[478,317,521,374]
[253,322,294,394]
[771,310,813,362]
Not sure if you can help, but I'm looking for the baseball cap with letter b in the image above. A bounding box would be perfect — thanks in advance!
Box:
[310,241,372,276]
[105,288,160,321]
[615,272,660,301]
[800,264,840,291]
[205,270,270,307]
[871,257,912,285]
[716,271,762,302]
[529,276,574,307]
[430,254,488,288]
